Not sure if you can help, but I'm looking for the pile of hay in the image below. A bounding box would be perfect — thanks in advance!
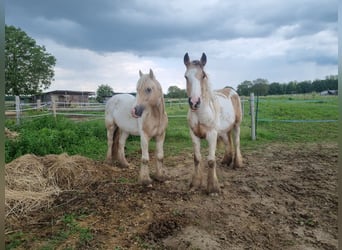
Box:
[5,153,115,218]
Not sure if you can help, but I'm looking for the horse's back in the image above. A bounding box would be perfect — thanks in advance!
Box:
[215,87,242,127]
[105,94,140,135]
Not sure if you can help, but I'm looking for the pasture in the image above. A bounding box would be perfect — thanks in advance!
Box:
[5,95,338,249]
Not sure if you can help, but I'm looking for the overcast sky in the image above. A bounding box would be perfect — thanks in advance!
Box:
[5,0,338,94]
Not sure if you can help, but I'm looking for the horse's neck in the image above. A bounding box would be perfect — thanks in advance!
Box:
[149,97,166,118]
[201,81,217,109]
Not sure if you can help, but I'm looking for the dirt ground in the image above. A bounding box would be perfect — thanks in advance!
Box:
[5,142,338,250]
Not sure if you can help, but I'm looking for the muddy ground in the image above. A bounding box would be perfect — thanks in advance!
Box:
[5,142,338,249]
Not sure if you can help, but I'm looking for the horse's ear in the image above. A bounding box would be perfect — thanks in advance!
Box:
[139,70,143,77]
[184,52,190,66]
[149,69,154,79]
[200,53,207,67]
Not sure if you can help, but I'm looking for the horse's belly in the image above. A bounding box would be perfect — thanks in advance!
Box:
[216,96,235,132]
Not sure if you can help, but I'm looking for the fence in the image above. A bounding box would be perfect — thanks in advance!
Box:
[5,94,337,140]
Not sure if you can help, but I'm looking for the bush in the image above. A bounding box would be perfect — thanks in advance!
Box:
[5,116,107,163]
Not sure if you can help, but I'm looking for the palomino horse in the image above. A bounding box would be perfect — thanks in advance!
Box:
[105,69,168,185]
[183,52,243,194]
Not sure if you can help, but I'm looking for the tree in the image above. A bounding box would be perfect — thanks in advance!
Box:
[96,84,113,103]
[166,85,187,98]
[296,81,312,94]
[5,25,56,96]
[285,81,297,94]
[237,80,253,96]
[251,78,269,96]
[269,82,283,95]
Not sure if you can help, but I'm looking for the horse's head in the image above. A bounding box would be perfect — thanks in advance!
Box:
[131,69,164,118]
[183,52,208,111]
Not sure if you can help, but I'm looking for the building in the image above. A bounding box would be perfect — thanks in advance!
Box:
[320,90,338,96]
[36,90,95,105]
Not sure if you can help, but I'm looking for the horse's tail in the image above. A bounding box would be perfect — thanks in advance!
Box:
[112,126,121,160]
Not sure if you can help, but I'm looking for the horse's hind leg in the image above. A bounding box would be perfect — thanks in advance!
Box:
[233,124,243,168]
[117,131,130,168]
[105,122,115,164]
[153,132,168,182]
[221,130,233,167]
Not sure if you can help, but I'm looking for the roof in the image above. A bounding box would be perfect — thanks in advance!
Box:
[43,90,95,95]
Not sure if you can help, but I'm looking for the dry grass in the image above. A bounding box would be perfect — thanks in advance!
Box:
[5,127,19,139]
[5,153,115,219]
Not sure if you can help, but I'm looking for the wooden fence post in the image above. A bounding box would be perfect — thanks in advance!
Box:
[37,99,41,111]
[250,93,256,140]
[241,96,244,117]
[15,95,20,125]
[52,100,57,119]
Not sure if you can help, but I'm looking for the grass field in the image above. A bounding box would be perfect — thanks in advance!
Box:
[5,95,338,163]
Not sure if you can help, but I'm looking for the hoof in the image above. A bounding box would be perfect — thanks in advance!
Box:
[233,159,243,169]
[189,182,202,192]
[139,177,153,186]
[105,158,113,165]
[189,186,202,194]
[207,180,221,194]
[190,176,203,190]
[221,156,232,167]
[206,186,221,195]
[118,162,130,168]
[151,174,169,182]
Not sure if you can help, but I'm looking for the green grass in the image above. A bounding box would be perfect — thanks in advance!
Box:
[253,95,338,143]
[5,95,338,163]
[4,95,338,248]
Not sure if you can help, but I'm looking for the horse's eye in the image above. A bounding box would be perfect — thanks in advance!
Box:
[184,76,188,80]
[145,87,152,94]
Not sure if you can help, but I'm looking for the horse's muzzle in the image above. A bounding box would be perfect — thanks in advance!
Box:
[131,105,145,118]
[188,97,201,110]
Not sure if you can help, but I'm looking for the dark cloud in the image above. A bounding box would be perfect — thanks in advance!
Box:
[6,0,336,54]
[5,0,338,90]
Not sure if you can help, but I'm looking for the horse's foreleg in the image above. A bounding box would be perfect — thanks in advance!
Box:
[207,130,220,194]
[154,132,167,182]
[105,123,115,164]
[190,130,203,190]
[233,125,243,168]
[221,131,233,166]
[117,132,130,168]
[138,134,152,186]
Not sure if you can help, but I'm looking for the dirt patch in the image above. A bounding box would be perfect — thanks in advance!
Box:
[5,142,338,249]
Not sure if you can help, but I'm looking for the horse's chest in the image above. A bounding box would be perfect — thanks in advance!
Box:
[191,122,209,139]
[142,117,167,137]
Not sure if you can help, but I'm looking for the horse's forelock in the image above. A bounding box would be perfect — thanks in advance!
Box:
[137,73,162,94]
[191,60,204,68]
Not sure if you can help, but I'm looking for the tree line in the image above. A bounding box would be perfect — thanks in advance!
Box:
[97,75,338,102]
[161,76,338,99]
[236,76,338,96]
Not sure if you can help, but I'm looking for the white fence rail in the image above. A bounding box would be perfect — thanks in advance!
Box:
[5,95,256,139]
